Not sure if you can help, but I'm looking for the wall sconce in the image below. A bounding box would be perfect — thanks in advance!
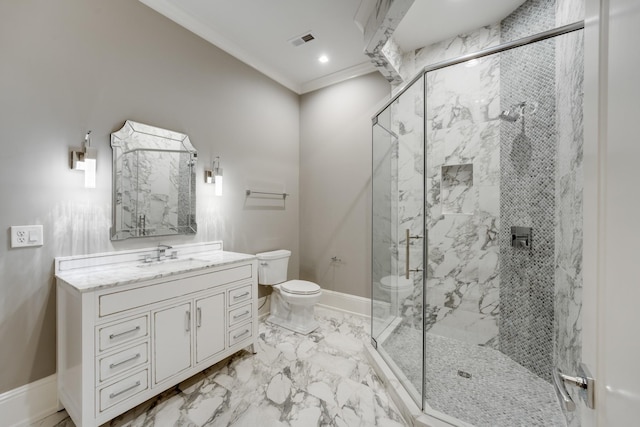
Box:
[70,131,97,188]
[205,156,223,196]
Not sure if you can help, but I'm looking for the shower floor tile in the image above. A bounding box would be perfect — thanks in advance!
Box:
[33,307,407,427]
[382,323,566,427]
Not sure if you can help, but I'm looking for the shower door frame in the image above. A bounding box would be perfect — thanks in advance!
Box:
[372,18,586,419]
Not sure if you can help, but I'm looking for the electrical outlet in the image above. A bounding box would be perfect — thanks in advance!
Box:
[11,225,43,248]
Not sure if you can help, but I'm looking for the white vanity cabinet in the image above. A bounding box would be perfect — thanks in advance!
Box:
[56,245,257,427]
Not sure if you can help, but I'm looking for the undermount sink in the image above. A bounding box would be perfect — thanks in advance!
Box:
[137,257,209,268]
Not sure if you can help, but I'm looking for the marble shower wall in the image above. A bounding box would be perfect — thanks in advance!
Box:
[424,53,502,347]
[554,1,585,426]
[389,25,502,344]
[399,25,501,83]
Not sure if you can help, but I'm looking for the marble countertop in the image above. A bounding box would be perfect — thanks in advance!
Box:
[55,250,256,293]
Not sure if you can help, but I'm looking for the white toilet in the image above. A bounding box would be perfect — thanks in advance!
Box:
[376,275,414,313]
[257,249,322,334]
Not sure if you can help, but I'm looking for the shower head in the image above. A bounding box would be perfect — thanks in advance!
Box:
[499,109,521,122]
[499,101,537,122]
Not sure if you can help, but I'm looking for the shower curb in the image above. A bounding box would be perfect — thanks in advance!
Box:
[364,342,468,427]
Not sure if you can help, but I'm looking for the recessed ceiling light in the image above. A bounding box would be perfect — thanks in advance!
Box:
[318,55,329,63]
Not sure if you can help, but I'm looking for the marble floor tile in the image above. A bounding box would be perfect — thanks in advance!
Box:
[33,307,407,427]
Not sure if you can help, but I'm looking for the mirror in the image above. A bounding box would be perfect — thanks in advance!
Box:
[110,120,197,240]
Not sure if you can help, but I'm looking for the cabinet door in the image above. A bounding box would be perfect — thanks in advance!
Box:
[153,302,192,384]
[195,293,225,364]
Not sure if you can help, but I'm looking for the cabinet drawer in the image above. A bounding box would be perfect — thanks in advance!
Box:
[98,369,148,412]
[229,323,253,347]
[99,264,253,317]
[228,285,252,307]
[97,316,148,352]
[98,342,148,382]
[228,303,252,327]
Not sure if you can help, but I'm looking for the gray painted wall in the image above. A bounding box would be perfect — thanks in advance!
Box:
[299,73,390,298]
[0,0,300,394]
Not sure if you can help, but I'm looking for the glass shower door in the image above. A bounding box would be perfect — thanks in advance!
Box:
[371,78,425,406]
[422,29,584,427]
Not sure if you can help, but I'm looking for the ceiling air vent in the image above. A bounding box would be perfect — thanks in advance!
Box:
[288,32,315,47]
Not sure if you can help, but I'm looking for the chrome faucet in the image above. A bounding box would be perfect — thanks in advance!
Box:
[157,244,173,261]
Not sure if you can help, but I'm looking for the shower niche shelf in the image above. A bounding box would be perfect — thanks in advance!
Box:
[441,163,474,215]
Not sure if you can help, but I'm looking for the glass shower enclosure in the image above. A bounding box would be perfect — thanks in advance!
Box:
[371,23,584,427]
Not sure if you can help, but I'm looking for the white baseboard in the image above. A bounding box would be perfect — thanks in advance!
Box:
[317,289,371,318]
[262,289,372,319]
[0,374,58,427]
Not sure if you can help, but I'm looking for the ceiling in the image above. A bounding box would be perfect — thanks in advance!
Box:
[393,0,527,51]
[139,0,527,94]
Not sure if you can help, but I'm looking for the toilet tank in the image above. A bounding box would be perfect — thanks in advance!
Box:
[256,249,291,285]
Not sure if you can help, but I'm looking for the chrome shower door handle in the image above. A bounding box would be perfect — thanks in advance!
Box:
[405,229,424,279]
[405,229,410,279]
[552,363,595,411]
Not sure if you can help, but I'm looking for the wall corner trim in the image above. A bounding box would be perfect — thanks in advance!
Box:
[0,374,58,427]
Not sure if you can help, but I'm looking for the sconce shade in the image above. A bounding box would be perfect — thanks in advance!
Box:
[214,169,223,196]
[205,157,223,196]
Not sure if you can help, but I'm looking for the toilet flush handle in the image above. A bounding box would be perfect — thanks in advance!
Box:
[260,262,268,266]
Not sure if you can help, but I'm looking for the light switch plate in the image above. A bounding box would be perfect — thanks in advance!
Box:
[11,225,44,248]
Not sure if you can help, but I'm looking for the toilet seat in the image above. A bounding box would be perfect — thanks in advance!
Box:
[280,280,321,295]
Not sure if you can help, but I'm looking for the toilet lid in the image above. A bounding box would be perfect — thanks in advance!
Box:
[281,280,321,295]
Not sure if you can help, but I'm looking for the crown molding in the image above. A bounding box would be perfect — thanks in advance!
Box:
[300,61,377,94]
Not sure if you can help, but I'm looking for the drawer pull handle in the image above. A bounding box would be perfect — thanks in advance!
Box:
[109,353,141,369]
[197,307,202,328]
[233,329,250,340]
[109,380,141,399]
[109,326,141,340]
[233,291,250,299]
[233,311,250,320]
[185,311,191,332]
